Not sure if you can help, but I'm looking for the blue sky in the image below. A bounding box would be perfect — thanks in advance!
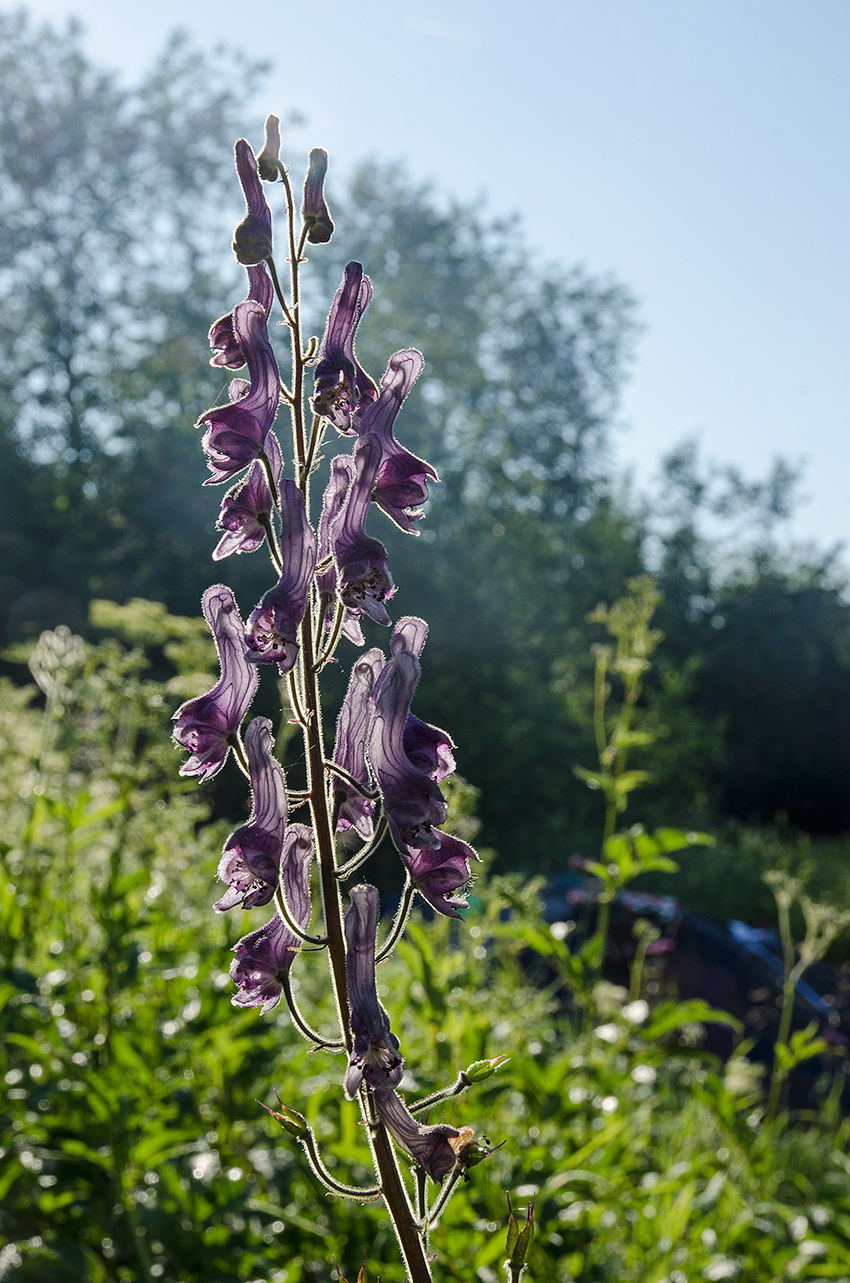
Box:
[16,0,850,554]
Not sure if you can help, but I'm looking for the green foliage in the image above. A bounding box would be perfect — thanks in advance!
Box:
[2,631,850,1281]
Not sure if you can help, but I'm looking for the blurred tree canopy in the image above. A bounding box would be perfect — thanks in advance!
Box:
[3,11,850,879]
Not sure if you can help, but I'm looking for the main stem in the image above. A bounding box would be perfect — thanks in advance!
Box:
[284,204,432,1283]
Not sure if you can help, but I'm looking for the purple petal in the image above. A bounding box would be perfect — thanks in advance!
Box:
[199,300,281,485]
[312,262,377,434]
[374,1091,459,1184]
[172,585,258,781]
[332,648,384,838]
[397,830,480,919]
[213,431,282,561]
[391,615,428,658]
[256,113,281,182]
[230,829,312,1014]
[214,717,287,912]
[359,350,438,533]
[232,138,273,265]
[245,481,318,674]
[344,885,403,1098]
[403,715,456,783]
[302,147,334,244]
[368,649,447,851]
[331,435,395,626]
[209,264,274,370]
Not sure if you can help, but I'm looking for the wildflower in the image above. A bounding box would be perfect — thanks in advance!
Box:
[245,481,317,673]
[214,717,287,912]
[373,1090,460,1183]
[332,649,384,838]
[172,584,258,781]
[395,829,479,919]
[208,263,273,370]
[360,349,438,534]
[312,262,377,434]
[330,434,395,626]
[368,647,447,852]
[256,113,281,182]
[343,885,403,1098]
[231,138,273,264]
[302,146,334,243]
[230,828,313,1012]
[198,299,281,485]
[213,431,281,561]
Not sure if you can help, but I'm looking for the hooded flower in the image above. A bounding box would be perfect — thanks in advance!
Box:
[343,885,403,1098]
[231,138,273,264]
[214,717,287,912]
[213,431,282,561]
[373,1090,460,1184]
[256,113,281,182]
[367,647,447,851]
[316,456,364,646]
[395,830,479,920]
[199,299,281,485]
[330,434,395,626]
[359,349,438,534]
[245,480,317,673]
[332,649,384,838]
[312,262,377,434]
[389,617,455,780]
[302,147,334,244]
[208,264,274,370]
[230,827,313,1013]
[172,585,258,781]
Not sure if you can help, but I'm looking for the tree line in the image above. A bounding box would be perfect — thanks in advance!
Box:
[2,11,849,877]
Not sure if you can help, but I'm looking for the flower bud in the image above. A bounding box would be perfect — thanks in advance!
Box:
[256,114,281,182]
[463,1054,510,1085]
[257,1094,308,1139]
[506,1193,535,1274]
[302,147,334,244]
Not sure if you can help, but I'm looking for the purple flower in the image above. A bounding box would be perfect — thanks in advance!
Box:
[389,617,456,780]
[172,585,258,781]
[331,435,395,626]
[245,480,317,674]
[396,830,479,920]
[213,431,282,561]
[317,456,364,646]
[344,885,403,1098]
[368,648,447,851]
[302,147,334,244]
[373,1091,460,1184]
[256,113,281,182]
[360,350,438,534]
[208,264,274,370]
[214,717,287,912]
[230,827,313,1013]
[312,262,377,434]
[332,649,384,838]
[199,299,281,485]
[231,138,273,265]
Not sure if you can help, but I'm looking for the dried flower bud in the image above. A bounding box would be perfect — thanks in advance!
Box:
[302,147,334,244]
[256,114,281,182]
[448,1125,503,1172]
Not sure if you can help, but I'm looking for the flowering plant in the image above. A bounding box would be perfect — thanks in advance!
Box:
[173,118,514,1281]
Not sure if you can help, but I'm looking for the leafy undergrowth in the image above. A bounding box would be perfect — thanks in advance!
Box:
[2,622,850,1282]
